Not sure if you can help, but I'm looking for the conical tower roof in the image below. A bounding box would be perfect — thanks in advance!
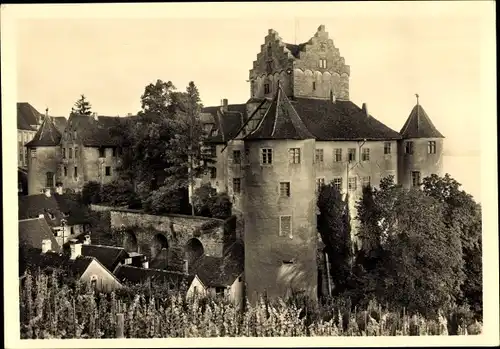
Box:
[245,82,315,141]
[400,97,444,139]
[25,112,62,147]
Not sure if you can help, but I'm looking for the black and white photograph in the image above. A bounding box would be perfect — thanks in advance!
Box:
[2,1,498,347]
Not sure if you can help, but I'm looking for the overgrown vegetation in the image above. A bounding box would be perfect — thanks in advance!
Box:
[20,269,482,339]
[317,174,482,321]
[192,183,233,219]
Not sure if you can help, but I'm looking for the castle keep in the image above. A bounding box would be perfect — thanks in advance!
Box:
[23,24,444,302]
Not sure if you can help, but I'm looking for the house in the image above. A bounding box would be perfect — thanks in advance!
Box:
[190,240,244,306]
[20,240,123,293]
[19,217,62,253]
[17,102,43,169]
[81,244,130,273]
[18,190,91,246]
[114,264,205,298]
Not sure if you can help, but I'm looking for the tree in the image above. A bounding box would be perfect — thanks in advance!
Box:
[211,192,233,220]
[354,176,465,317]
[317,182,352,296]
[100,179,140,207]
[81,181,101,205]
[192,183,233,219]
[422,174,483,318]
[71,94,92,116]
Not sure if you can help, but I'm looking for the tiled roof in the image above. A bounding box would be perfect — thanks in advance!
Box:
[291,98,402,141]
[18,193,90,227]
[81,244,129,272]
[19,218,62,253]
[20,247,93,277]
[246,84,315,141]
[400,104,444,139]
[25,116,62,147]
[67,114,126,147]
[114,265,195,286]
[17,102,42,130]
[190,240,244,287]
[202,104,247,144]
[284,42,308,59]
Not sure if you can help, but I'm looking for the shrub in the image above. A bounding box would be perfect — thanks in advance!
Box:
[81,181,102,205]
[100,179,138,207]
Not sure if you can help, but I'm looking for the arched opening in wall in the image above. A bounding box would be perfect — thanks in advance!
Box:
[184,238,204,266]
[151,233,169,260]
[123,230,138,253]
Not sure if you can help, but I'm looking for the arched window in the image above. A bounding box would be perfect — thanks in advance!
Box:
[90,275,98,290]
[46,172,54,187]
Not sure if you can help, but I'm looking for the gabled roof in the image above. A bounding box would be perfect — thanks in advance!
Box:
[19,218,62,253]
[246,83,315,141]
[18,193,90,227]
[17,102,42,131]
[25,115,61,147]
[190,240,244,287]
[82,245,129,272]
[114,264,195,286]
[202,104,247,144]
[400,103,444,139]
[20,247,94,277]
[67,114,126,147]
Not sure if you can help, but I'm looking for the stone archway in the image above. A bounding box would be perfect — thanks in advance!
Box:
[123,230,138,253]
[184,238,204,265]
[151,233,169,260]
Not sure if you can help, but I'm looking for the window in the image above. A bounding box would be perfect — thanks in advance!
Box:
[315,149,324,163]
[348,177,357,191]
[98,147,105,158]
[250,81,255,97]
[282,259,295,265]
[24,149,28,165]
[319,59,327,69]
[348,148,356,162]
[362,176,371,187]
[279,215,292,238]
[280,182,291,197]
[264,83,270,95]
[31,149,37,158]
[63,166,68,177]
[266,60,273,72]
[428,141,436,154]
[68,148,73,159]
[90,275,97,290]
[261,148,273,164]
[334,148,342,162]
[105,166,111,176]
[233,150,241,164]
[384,142,392,155]
[238,276,243,282]
[74,146,79,159]
[362,148,370,161]
[46,172,54,187]
[405,141,414,154]
[267,42,272,55]
[412,171,421,187]
[62,148,66,159]
[210,167,217,179]
[74,166,78,178]
[288,148,301,164]
[333,177,343,191]
[233,178,241,193]
[316,178,325,192]
[112,147,117,157]
[312,81,316,91]
[73,131,77,139]
[19,143,23,162]
[215,287,225,295]
[208,145,216,158]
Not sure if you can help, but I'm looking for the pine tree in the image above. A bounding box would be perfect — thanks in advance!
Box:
[72,94,92,116]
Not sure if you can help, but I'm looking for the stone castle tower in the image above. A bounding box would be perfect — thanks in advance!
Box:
[26,111,62,195]
[397,95,445,188]
[242,82,318,303]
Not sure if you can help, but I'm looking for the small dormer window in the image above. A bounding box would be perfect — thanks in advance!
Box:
[98,147,105,158]
[264,83,270,95]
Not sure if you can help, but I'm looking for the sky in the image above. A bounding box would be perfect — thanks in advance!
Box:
[14,2,494,157]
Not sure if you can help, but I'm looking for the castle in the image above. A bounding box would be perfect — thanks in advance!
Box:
[23,24,444,302]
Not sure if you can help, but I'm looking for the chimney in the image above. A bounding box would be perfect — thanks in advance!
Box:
[45,108,49,119]
[142,255,149,269]
[44,188,51,197]
[55,183,63,195]
[38,213,45,219]
[41,239,52,253]
[362,103,368,117]
[69,239,82,260]
[127,113,132,117]
[83,234,91,245]
[183,259,189,275]
[92,112,98,121]
[221,98,228,113]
